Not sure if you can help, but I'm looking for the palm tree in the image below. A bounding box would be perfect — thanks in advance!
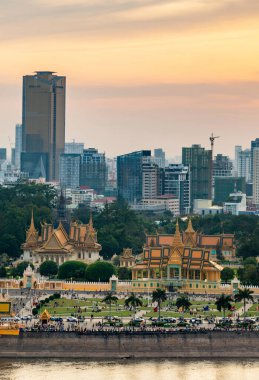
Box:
[175,295,192,313]
[215,294,233,318]
[125,293,143,319]
[102,292,118,319]
[234,288,254,320]
[152,288,167,320]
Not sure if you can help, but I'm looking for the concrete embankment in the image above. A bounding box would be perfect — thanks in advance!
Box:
[0,331,259,359]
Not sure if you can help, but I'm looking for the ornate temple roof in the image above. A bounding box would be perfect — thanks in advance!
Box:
[24,209,39,246]
[172,220,184,248]
[22,214,101,255]
[185,218,195,234]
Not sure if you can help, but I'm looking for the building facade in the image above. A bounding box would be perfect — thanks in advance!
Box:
[80,148,106,194]
[132,195,180,215]
[119,248,136,268]
[182,144,212,207]
[65,141,84,155]
[251,138,259,181]
[142,159,161,199]
[0,148,7,162]
[253,147,259,206]
[235,147,251,183]
[213,154,233,177]
[154,148,166,168]
[117,150,151,203]
[214,177,246,204]
[15,124,23,169]
[163,164,190,215]
[21,71,66,181]
[224,191,247,215]
[59,153,81,189]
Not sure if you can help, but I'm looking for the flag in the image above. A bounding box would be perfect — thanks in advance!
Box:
[153,307,158,312]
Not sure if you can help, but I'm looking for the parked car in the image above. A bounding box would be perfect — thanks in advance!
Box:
[67,317,78,322]
[129,318,145,327]
[20,315,32,321]
[50,317,63,322]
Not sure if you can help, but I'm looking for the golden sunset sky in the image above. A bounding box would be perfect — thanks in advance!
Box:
[1,0,259,158]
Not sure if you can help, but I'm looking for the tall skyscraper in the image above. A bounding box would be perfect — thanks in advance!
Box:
[60,153,81,189]
[0,148,7,162]
[80,148,106,194]
[117,150,150,203]
[117,150,162,203]
[253,147,259,205]
[154,148,166,168]
[182,144,212,207]
[164,164,190,214]
[235,147,251,183]
[213,154,233,177]
[142,159,162,199]
[15,124,23,169]
[251,138,259,182]
[234,145,242,176]
[21,71,66,181]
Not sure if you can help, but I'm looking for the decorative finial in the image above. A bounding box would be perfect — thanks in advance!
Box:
[172,219,183,247]
[89,211,93,229]
[29,209,36,232]
[186,218,195,233]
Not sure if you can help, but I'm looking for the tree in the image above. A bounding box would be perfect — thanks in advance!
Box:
[215,294,233,318]
[0,183,56,258]
[152,288,167,319]
[58,261,87,281]
[112,255,120,267]
[0,266,6,277]
[125,293,143,318]
[118,267,131,280]
[237,262,259,286]
[221,267,235,283]
[39,260,58,278]
[92,200,151,259]
[12,261,34,277]
[175,295,192,313]
[85,261,117,282]
[234,288,254,319]
[102,292,118,319]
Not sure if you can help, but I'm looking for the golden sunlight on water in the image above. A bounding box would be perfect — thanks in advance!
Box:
[0,360,259,380]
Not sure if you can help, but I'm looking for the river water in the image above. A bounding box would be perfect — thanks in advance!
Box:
[0,360,258,380]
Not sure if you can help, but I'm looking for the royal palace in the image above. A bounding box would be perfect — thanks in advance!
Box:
[21,211,101,267]
[131,220,234,293]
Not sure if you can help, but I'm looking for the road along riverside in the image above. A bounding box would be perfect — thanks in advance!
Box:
[0,331,259,359]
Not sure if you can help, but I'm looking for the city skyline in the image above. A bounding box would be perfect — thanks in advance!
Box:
[1,0,259,157]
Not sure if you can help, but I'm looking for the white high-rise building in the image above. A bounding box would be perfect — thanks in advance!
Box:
[234,145,242,176]
[235,145,251,182]
[15,124,23,169]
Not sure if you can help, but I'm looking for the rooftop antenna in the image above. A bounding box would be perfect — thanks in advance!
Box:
[209,133,220,200]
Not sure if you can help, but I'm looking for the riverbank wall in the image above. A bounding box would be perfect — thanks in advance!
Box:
[1,331,259,359]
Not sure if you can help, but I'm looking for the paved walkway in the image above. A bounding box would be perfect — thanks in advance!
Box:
[236,302,253,317]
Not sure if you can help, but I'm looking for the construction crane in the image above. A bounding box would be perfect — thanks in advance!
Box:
[209,133,220,154]
[209,133,220,201]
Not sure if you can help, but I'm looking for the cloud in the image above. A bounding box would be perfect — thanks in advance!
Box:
[1,0,259,42]
[70,81,259,105]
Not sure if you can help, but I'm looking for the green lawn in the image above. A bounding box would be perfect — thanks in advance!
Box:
[38,297,243,319]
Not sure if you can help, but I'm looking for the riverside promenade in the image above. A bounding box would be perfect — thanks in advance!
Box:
[1,330,259,359]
